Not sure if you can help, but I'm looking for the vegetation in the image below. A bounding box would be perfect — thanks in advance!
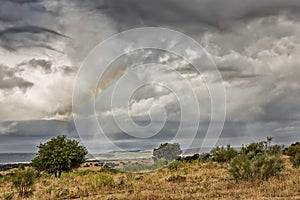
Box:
[0,139,299,199]
[229,139,285,181]
[153,143,182,163]
[210,144,238,163]
[11,168,36,197]
[88,173,114,189]
[31,135,88,178]
[283,142,300,168]
[0,155,299,200]
[168,160,184,172]
[229,151,284,181]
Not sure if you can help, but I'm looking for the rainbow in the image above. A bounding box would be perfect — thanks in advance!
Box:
[93,67,127,99]
[62,65,133,131]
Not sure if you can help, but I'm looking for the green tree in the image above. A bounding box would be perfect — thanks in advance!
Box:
[153,143,182,163]
[31,135,88,178]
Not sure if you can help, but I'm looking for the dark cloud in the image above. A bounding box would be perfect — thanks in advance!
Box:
[0,26,65,37]
[0,65,33,91]
[0,0,300,152]
[0,0,46,23]
[18,58,52,73]
[0,0,66,52]
[74,0,300,32]
[57,66,75,75]
[17,58,75,75]
[7,0,41,4]
[0,26,67,52]
[0,120,77,137]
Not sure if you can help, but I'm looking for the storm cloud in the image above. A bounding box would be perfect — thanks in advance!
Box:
[0,65,33,91]
[0,0,300,153]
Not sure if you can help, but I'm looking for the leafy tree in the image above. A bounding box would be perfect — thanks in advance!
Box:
[153,143,182,162]
[31,135,88,178]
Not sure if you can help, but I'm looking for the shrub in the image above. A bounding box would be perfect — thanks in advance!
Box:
[269,144,284,154]
[229,141,285,181]
[11,168,36,196]
[168,160,183,172]
[153,143,182,163]
[31,135,88,177]
[88,173,114,188]
[240,142,265,158]
[177,153,207,163]
[228,153,252,180]
[284,142,300,168]
[284,142,300,155]
[210,144,238,163]
[240,138,283,157]
[291,153,300,168]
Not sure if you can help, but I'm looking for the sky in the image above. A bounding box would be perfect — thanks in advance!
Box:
[0,0,300,152]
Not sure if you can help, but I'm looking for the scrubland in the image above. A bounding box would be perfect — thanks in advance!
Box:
[1,155,299,200]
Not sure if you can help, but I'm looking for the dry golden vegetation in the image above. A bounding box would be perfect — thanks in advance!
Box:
[0,156,300,200]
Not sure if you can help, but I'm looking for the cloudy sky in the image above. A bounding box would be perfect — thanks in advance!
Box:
[0,0,300,152]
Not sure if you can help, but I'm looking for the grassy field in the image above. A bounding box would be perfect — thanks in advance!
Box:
[0,156,299,200]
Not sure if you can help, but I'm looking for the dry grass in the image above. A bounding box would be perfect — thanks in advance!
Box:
[0,156,300,200]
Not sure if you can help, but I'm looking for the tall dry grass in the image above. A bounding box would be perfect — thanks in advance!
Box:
[0,156,299,200]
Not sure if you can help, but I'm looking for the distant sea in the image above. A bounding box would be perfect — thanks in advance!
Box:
[0,149,199,164]
[0,153,36,164]
[0,151,153,164]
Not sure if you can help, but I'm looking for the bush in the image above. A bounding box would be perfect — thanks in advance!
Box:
[229,152,284,181]
[269,144,284,154]
[11,168,36,197]
[284,142,300,155]
[240,142,265,158]
[284,142,300,168]
[291,153,300,168]
[168,160,183,172]
[210,144,238,163]
[88,173,114,188]
[229,141,285,181]
[177,153,207,163]
[240,138,283,157]
[31,135,88,177]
